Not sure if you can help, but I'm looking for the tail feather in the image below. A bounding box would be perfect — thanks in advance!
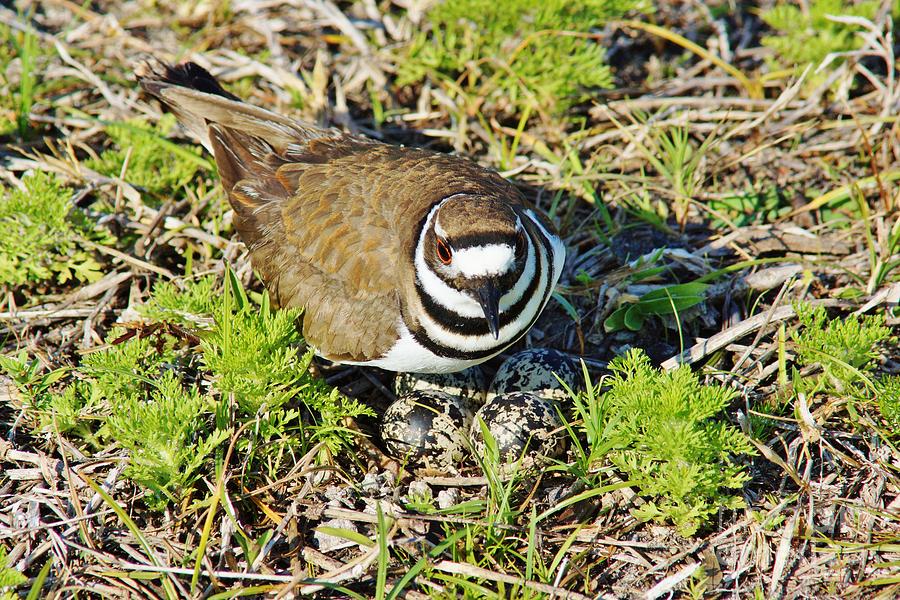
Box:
[135,59,329,154]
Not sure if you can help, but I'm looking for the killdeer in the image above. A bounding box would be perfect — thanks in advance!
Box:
[137,60,565,373]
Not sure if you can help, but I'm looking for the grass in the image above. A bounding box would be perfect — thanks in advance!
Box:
[85,115,208,198]
[398,0,644,120]
[0,18,39,139]
[0,171,110,288]
[1,0,900,598]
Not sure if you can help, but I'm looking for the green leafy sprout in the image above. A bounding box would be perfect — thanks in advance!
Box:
[0,171,111,288]
[0,275,372,510]
[398,0,647,117]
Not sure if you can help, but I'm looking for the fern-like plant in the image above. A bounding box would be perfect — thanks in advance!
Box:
[398,0,645,116]
[0,171,110,288]
[876,375,900,430]
[761,0,882,92]
[592,349,753,535]
[792,303,892,393]
[0,275,372,509]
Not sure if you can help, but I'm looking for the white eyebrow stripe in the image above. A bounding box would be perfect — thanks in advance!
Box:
[452,244,516,277]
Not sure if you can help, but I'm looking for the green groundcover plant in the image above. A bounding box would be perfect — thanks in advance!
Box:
[570,349,754,536]
[0,172,110,288]
[399,0,646,116]
[0,275,371,510]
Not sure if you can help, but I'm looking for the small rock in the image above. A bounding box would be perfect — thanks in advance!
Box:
[407,480,433,503]
[436,488,461,511]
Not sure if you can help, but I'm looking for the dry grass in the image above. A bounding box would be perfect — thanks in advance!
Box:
[2,0,900,598]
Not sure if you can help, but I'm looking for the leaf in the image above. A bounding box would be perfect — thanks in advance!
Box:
[603,306,629,332]
[635,282,709,315]
[553,292,580,323]
[316,526,375,548]
[623,304,647,331]
[604,282,708,332]
[225,267,249,313]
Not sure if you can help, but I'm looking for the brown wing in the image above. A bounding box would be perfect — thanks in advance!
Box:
[211,128,421,362]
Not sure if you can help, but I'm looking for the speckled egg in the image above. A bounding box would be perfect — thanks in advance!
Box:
[489,348,579,402]
[394,367,487,411]
[470,392,566,465]
[381,391,474,471]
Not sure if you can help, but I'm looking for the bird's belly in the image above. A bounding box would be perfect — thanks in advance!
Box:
[334,322,501,374]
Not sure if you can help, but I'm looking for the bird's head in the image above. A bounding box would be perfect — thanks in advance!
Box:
[417,194,532,339]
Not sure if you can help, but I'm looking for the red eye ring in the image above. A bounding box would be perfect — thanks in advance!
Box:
[436,238,452,265]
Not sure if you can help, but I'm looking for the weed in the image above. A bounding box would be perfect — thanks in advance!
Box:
[1,275,371,509]
[708,186,793,227]
[592,349,753,535]
[0,545,26,596]
[851,164,900,295]
[761,0,882,91]
[604,281,709,333]
[876,376,900,429]
[398,0,644,118]
[460,419,528,567]
[0,171,110,289]
[0,24,16,136]
[107,371,228,509]
[139,277,219,326]
[792,303,892,393]
[564,360,616,483]
[684,566,710,600]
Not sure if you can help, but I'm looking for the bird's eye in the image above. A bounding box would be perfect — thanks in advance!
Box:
[436,238,453,265]
[515,232,527,258]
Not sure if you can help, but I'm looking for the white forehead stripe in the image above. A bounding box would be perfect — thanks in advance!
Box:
[453,244,516,277]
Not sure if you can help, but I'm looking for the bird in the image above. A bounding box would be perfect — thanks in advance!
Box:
[136,60,565,373]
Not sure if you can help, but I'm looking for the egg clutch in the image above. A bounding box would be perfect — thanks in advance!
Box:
[381,349,579,472]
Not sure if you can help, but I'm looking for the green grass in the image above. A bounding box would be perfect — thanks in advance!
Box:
[0,172,110,289]
[0,20,39,139]
[398,0,645,119]
[0,275,372,510]
[85,115,209,198]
